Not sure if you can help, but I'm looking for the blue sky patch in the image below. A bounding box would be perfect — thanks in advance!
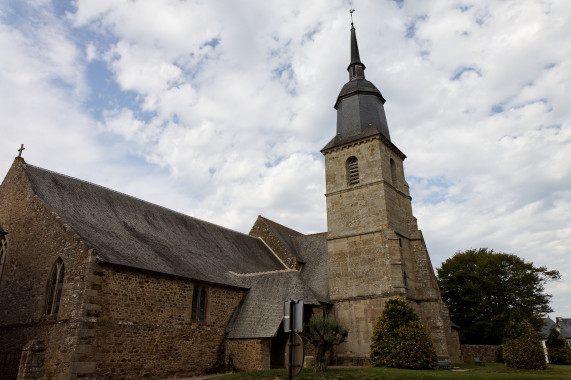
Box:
[202,37,220,49]
[405,15,427,39]
[408,176,452,205]
[451,67,481,81]
[459,5,473,13]
[491,104,503,114]
[85,60,157,122]
[302,25,321,44]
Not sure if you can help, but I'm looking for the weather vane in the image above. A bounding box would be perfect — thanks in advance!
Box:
[18,144,25,158]
[350,8,355,24]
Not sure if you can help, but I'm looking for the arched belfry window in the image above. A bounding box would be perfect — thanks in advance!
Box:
[45,258,65,315]
[390,158,397,185]
[347,156,360,185]
[191,285,207,322]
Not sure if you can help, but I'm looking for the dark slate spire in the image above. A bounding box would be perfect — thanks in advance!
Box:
[323,20,392,151]
[348,22,366,80]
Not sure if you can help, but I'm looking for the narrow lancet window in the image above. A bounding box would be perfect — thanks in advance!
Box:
[191,286,207,322]
[45,258,65,315]
[0,232,7,281]
[199,288,207,321]
[191,286,199,320]
[390,158,397,185]
[347,156,360,185]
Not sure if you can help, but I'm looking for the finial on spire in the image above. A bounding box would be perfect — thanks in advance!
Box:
[348,10,365,79]
[18,144,25,158]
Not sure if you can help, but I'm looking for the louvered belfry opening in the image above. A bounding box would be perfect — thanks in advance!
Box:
[347,156,360,185]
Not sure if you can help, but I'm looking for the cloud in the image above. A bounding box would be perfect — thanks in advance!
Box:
[1,0,570,318]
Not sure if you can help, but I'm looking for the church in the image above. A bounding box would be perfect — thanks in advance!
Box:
[0,22,460,379]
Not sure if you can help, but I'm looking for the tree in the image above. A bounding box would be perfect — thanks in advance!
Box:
[546,327,571,364]
[303,314,348,372]
[370,297,438,370]
[436,248,560,344]
[503,319,546,370]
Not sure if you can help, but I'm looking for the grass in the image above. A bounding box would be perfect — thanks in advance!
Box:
[211,363,571,379]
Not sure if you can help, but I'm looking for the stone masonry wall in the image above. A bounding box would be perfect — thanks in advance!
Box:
[323,136,461,363]
[249,217,298,269]
[225,339,271,372]
[0,159,93,380]
[333,297,386,360]
[89,263,245,379]
[461,345,498,363]
[0,159,250,379]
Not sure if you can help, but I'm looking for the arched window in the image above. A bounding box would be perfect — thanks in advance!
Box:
[199,288,207,321]
[390,158,397,185]
[45,258,65,315]
[346,156,360,185]
[191,285,207,322]
[0,230,7,281]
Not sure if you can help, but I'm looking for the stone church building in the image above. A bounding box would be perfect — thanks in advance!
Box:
[0,23,460,379]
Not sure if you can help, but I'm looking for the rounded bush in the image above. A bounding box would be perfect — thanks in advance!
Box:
[371,297,437,370]
[503,320,546,370]
[546,327,571,365]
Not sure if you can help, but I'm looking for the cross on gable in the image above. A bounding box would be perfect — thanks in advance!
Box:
[18,144,25,157]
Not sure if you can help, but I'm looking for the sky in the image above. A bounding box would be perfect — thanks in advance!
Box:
[1,0,570,318]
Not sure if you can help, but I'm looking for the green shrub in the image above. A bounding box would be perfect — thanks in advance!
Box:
[546,327,571,364]
[303,314,348,372]
[503,320,546,370]
[370,297,437,370]
[495,345,504,363]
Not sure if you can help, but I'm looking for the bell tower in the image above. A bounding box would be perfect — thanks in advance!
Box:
[322,20,461,364]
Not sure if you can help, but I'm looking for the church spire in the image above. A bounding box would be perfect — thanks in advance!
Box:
[348,21,366,80]
[321,15,391,151]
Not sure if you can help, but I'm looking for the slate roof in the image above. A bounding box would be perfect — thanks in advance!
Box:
[540,317,556,339]
[321,124,406,161]
[540,317,571,339]
[556,318,571,338]
[335,78,385,108]
[257,216,305,262]
[225,270,321,339]
[293,233,329,302]
[23,163,286,287]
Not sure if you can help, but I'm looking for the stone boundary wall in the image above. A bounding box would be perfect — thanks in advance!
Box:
[461,344,498,363]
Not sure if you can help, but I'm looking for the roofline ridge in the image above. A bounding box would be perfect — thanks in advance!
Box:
[258,215,303,236]
[24,163,260,241]
[229,268,296,277]
[321,132,406,160]
[292,231,327,239]
[254,236,290,270]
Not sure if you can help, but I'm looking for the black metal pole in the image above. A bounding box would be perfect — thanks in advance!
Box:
[289,301,294,380]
